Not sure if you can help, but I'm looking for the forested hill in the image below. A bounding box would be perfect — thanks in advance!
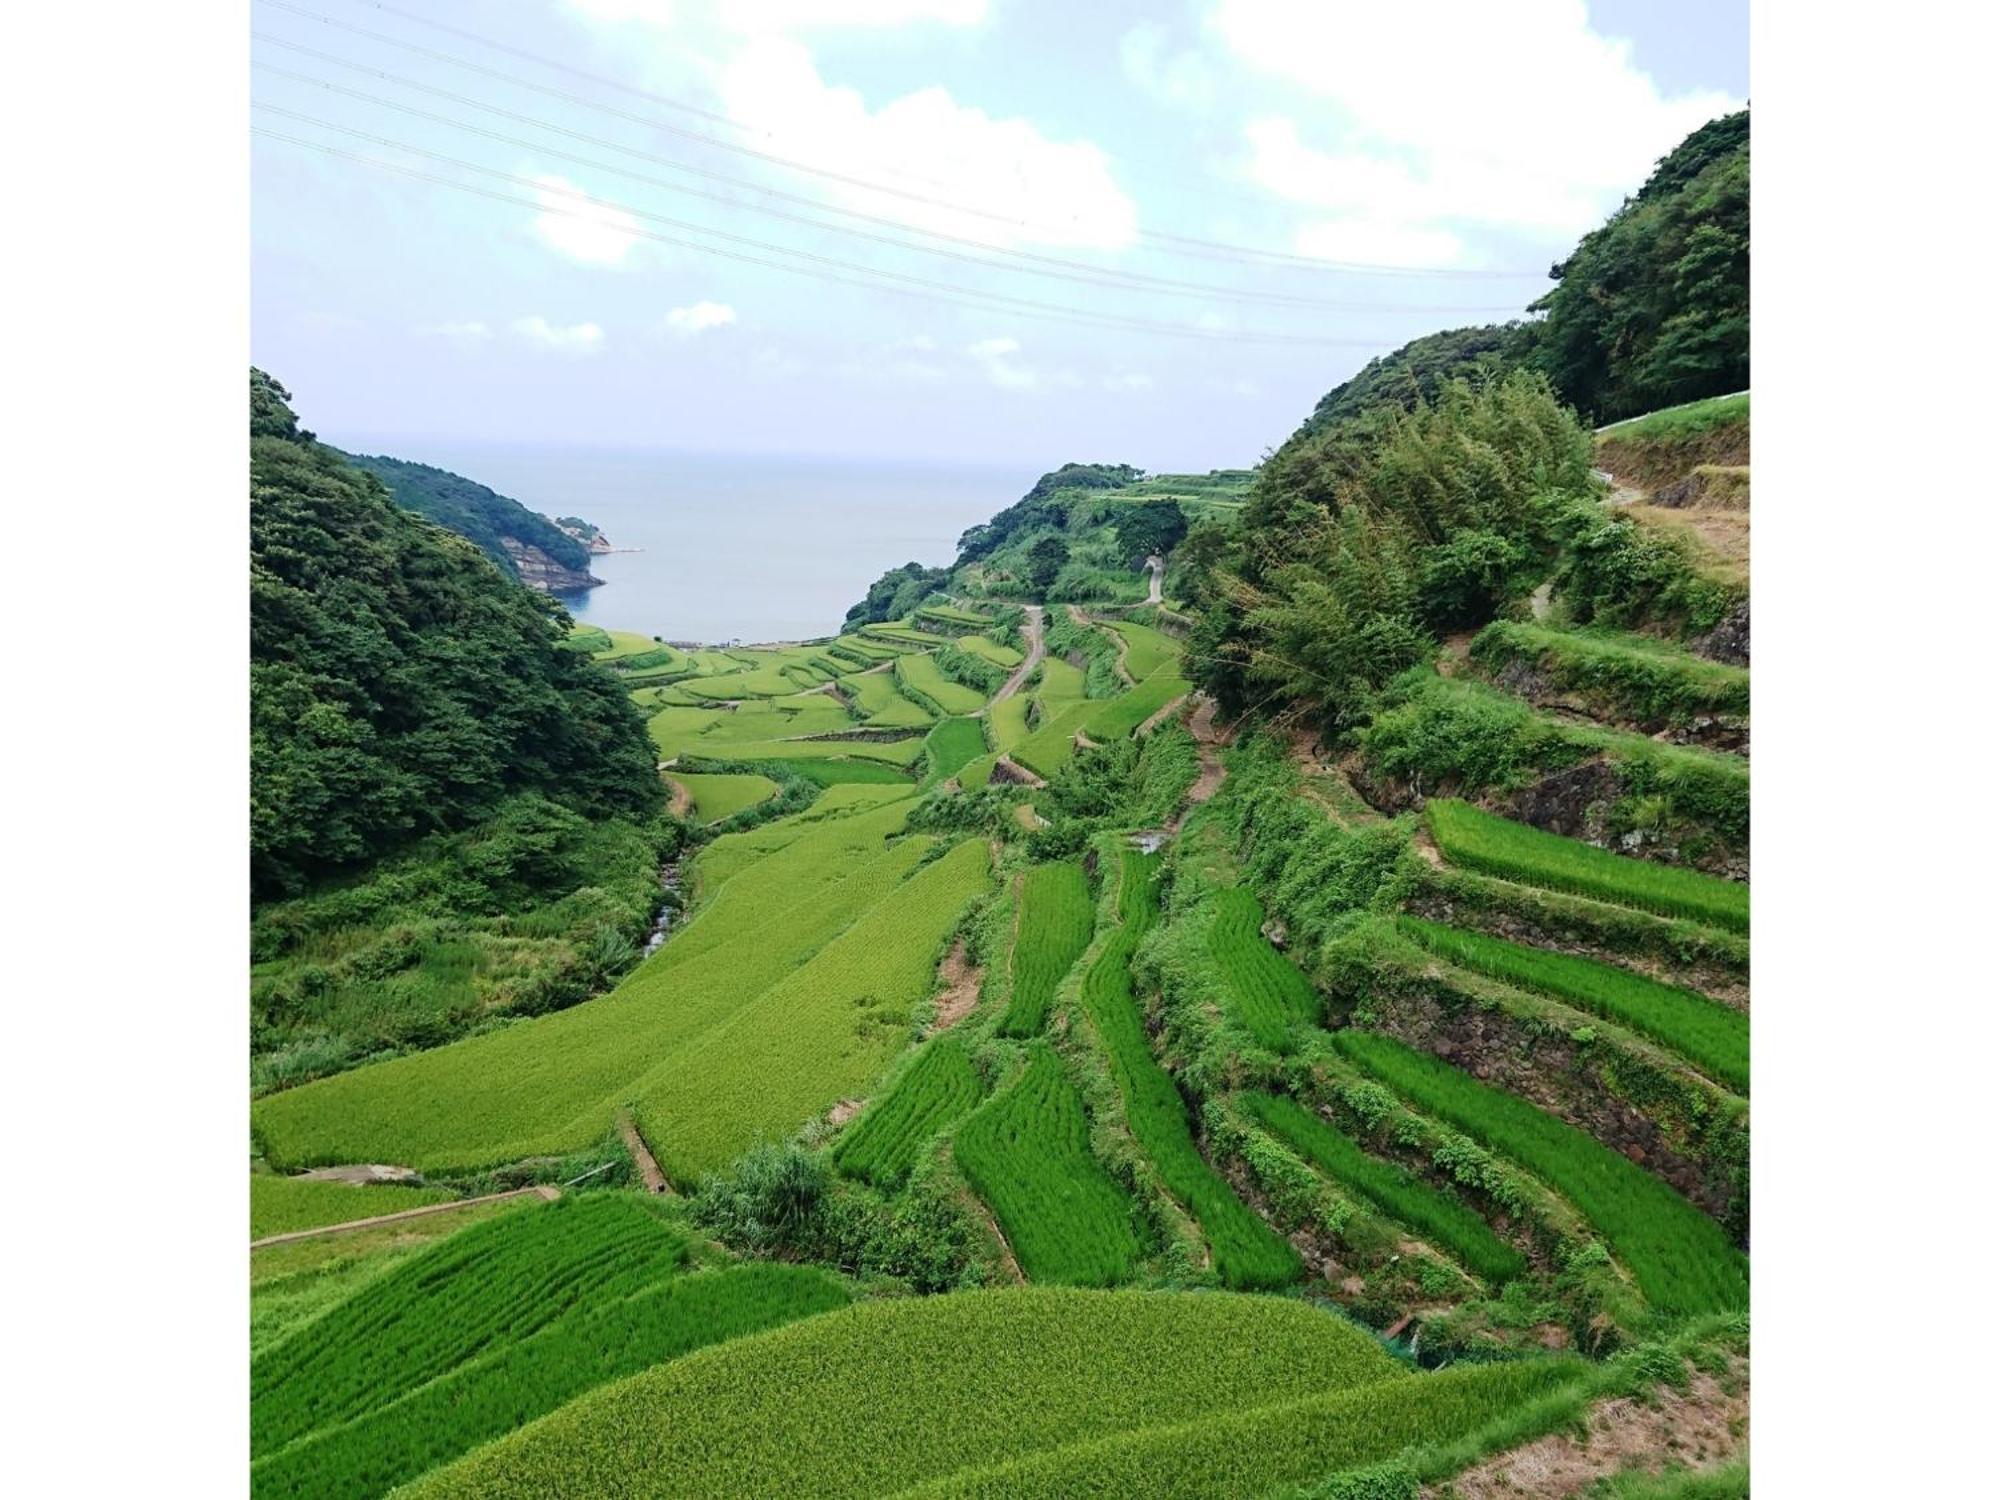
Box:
[338,451,601,593]
[1284,108,1748,452]
[249,369,661,897]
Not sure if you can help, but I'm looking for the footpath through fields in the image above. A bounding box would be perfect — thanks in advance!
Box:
[993,606,1046,704]
[249,1185,560,1250]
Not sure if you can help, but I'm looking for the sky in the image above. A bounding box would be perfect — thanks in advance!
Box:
[251,0,1747,471]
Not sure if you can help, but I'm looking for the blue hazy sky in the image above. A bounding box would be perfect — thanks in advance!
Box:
[252,0,1747,470]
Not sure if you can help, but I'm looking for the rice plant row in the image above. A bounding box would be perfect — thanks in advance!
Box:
[251,798,930,1172]
[630,837,994,1183]
[997,863,1095,1038]
[252,1262,847,1500]
[1426,800,1748,933]
[251,1196,686,1457]
[1206,887,1322,1052]
[1236,1092,1525,1284]
[1332,1031,1748,1315]
[833,1035,985,1187]
[1080,852,1301,1290]
[401,1287,1405,1500]
[954,1046,1143,1286]
[920,716,989,788]
[1398,917,1749,1092]
[901,1356,1585,1500]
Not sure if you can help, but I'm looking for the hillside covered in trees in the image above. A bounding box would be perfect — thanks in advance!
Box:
[250,370,662,897]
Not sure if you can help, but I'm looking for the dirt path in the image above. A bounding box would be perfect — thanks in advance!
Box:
[927,938,984,1033]
[1428,1360,1747,1499]
[1145,553,1164,604]
[250,1185,561,1250]
[1137,693,1189,737]
[1593,466,1647,508]
[992,605,1046,704]
[1168,695,1232,832]
[618,1111,673,1195]
[663,776,694,819]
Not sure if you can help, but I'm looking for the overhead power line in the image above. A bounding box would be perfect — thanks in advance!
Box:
[253,53,1530,318]
[252,123,1402,349]
[256,0,1544,279]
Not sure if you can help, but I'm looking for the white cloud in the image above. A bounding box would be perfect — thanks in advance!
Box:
[1210,0,1737,264]
[716,36,1136,251]
[665,299,738,335]
[1121,23,1217,112]
[512,316,605,354]
[966,336,1037,389]
[531,174,641,266]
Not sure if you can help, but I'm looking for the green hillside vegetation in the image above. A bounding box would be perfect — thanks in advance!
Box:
[402,1288,1406,1500]
[251,371,661,898]
[250,1175,456,1240]
[1467,620,1749,732]
[340,450,594,583]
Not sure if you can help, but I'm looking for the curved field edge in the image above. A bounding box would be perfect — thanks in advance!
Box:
[397,1287,1403,1500]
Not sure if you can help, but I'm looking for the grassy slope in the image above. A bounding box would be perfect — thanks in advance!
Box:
[251,1175,456,1240]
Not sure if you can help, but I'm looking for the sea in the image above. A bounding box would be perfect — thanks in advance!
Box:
[345,443,1038,645]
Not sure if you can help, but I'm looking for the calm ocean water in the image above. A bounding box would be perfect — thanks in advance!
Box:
[346,443,1038,644]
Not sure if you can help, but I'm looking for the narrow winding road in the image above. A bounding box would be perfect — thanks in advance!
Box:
[993,605,1046,704]
[1145,554,1165,605]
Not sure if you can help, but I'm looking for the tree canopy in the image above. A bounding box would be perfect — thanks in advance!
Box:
[340,451,594,580]
[250,369,662,897]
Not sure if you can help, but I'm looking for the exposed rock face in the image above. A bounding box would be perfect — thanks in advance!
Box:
[1692,601,1750,666]
[498,536,601,593]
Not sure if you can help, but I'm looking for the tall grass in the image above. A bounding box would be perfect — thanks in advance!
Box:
[1333,1031,1747,1315]
[1467,620,1749,729]
[997,863,1095,1038]
[1427,800,1748,933]
[401,1288,1404,1500]
[955,1046,1143,1286]
[1238,1093,1524,1284]
[832,1035,984,1187]
[1081,852,1301,1290]
[1207,887,1322,1051]
[1398,917,1748,1092]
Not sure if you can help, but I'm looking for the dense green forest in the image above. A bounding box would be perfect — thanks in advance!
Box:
[339,451,594,583]
[249,370,662,897]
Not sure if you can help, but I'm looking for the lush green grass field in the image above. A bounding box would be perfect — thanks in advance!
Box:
[1207,887,1322,1051]
[997,863,1095,1037]
[630,837,993,1183]
[1398,917,1748,1091]
[402,1288,1405,1500]
[669,772,780,824]
[1238,1093,1525,1284]
[1333,1031,1748,1315]
[832,1034,984,1187]
[250,1175,456,1240]
[1596,391,1748,439]
[1038,656,1087,699]
[1080,852,1300,1289]
[252,1196,688,1457]
[955,1046,1143,1285]
[902,1357,1584,1500]
[1426,801,1749,932]
[839,669,934,728]
[1104,620,1180,681]
[252,797,937,1172]
[254,1260,846,1500]
[1467,620,1749,729]
[957,633,1024,669]
[988,693,1032,751]
[921,716,989,786]
[897,652,991,715]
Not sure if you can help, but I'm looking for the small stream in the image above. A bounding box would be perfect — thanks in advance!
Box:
[643,856,685,956]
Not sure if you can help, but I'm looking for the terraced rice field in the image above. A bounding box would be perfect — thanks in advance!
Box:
[629,836,993,1182]
[251,796,941,1173]
[838,668,933,728]
[1206,887,1321,1051]
[1398,917,1749,1091]
[988,693,1032,750]
[832,1034,984,1187]
[1426,800,1749,932]
[1333,1030,1748,1314]
[1104,620,1180,681]
[1237,1092,1525,1283]
[668,772,780,825]
[996,863,1095,1037]
[921,716,989,786]
[401,1288,1410,1500]
[1078,853,1300,1289]
[955,1046,1143,1285]
[251,1195,846,1500]
[250,1175,456,1240]
[896,652,990,715]
[956,633,1023,669]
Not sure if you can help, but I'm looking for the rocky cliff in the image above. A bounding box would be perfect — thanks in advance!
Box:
[498,536,601,593]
